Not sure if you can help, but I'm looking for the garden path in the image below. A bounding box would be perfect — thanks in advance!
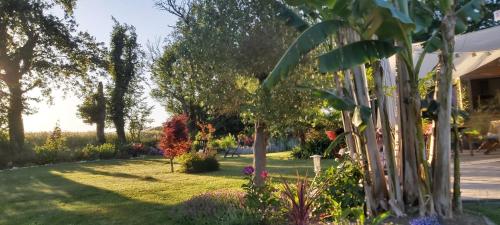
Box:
[460,150,500,200]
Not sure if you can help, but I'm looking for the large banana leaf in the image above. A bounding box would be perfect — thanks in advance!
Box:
[276,1,310,32]
[319,40,399,73]
[361,0,415,40]
[311,88,356,111]
[455,0,484,34]
[263,20,343,89]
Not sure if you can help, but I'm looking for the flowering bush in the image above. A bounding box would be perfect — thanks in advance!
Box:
[410,216,441,225]
[241,166,282,224]
[159,114,191,172]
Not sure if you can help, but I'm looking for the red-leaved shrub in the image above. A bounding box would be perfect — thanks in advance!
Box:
[160,114,191,172]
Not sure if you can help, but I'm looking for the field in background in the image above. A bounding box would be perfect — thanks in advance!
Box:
[25,130,161,150]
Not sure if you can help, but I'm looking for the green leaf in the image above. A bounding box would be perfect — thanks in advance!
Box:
[263,20,343,89]
[311,88,356,111]
[319,40,399,73]
[369,0,416,40]
[455,0,484,34]
[276,1,310,32]
[352,106,371,130]
[324,132,350,157]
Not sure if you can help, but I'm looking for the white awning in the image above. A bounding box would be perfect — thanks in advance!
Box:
[412,25,500,79]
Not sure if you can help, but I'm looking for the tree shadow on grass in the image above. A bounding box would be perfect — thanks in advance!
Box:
[0,167,172,225]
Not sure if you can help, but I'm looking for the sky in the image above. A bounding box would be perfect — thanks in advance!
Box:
[24,0,177,132]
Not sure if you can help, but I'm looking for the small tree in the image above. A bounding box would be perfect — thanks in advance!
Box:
[77,82,106,144]
[159,114,190,172]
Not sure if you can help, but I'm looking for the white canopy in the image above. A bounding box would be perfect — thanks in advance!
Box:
[413,25,500,79]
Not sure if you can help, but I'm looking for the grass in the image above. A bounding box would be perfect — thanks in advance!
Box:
[0,151,332,225]
[464,201,500,224]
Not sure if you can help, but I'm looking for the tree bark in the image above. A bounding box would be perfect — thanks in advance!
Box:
[452,112,462,213]
[253,119,268,186]
[170,158,174,173]
[433,12,456,218]
[96,82,106,144]
[374,61,404,216]
[7,81,25,152]
[351,65,389,213]
[396,56,425,210]
[114,115,127,144]
[334,71,356,158]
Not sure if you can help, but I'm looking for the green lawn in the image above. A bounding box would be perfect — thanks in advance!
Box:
[464,201,500,224]
[0,152,332,225]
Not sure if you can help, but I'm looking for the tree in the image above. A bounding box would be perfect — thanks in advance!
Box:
[108,19,143,144]
[159,114,190,172]
[0,0,102,153]
[127,95,153,143]
[77,82,106,144]
[155,0,333,186]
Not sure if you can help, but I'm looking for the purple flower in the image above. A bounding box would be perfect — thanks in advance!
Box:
[410,216,440,225]
[243,166,254,175]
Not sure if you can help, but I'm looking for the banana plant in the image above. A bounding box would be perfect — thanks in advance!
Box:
[266,0,484,218]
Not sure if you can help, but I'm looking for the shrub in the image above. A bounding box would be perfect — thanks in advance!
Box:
[177,152,219,173]
[77,143,117,160]
[291,135,331,159]
[34,125,70,164]
[160,114,191,172]
[313,156,365,223]
[210,134,238,152]
[281,175,323,225]
[172,190,259,225]
[241,166,283,224]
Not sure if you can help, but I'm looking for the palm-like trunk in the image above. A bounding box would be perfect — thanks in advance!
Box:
[351,65,389,213]
[374,61,404,216]
[452,112,462,213]
[253,119,268,186]
[432,11,456,218]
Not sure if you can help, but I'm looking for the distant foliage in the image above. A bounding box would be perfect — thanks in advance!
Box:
[291,130,332,159]
[160,114,191,172]
[176,152,219,173]
[34,125,70,164]
[77,143,117,160]
[210,134,238,152]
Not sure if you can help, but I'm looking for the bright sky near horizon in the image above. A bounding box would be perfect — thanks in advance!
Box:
[24,0,177,132]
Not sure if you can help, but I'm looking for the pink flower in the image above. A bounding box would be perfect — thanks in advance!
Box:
[243,166,254,175]
[260,170,268,179]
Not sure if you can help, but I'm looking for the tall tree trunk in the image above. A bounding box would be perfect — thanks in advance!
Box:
[452,112,462,213]
[433,12,456,218]
[114,114,126,144]
[396,56,425,212]
[351,65,388,213]
[111,89,127,144]
[7,81,25,153]
[96,82,106,144]
[334,72,356,158]
[374,61,404,216]
[253,119,268,186]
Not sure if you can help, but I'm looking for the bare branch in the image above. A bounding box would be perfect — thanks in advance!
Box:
[22,79,42,93]
[155,0,192,25]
